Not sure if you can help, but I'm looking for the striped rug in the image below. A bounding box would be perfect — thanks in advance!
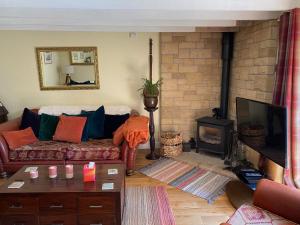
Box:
[123,186,176,225]
[139,158,231,203]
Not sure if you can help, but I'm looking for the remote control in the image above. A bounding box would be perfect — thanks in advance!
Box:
[245,172,262,177]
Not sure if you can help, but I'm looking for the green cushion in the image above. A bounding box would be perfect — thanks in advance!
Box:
[38,114,59,141]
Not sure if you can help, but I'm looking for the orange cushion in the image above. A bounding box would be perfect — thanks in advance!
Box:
[53,115,87,143]
[2,127,38,150]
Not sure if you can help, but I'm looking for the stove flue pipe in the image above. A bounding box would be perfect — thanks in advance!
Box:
[220,32,234,119]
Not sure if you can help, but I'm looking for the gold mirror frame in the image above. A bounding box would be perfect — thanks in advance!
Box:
[36,47,100,90]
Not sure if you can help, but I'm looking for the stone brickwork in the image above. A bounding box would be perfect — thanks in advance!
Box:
[229,20,279,120]
[160,32,222,141]
[229,20,281,180]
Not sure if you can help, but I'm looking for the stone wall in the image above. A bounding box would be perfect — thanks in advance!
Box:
[229,20,279,120]
[160,32,222,141]
[228,20,282,181]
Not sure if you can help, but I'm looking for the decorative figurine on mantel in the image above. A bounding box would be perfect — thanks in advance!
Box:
[139,38,162,160]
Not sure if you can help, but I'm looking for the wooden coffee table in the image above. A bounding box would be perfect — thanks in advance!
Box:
[0,164,125,225]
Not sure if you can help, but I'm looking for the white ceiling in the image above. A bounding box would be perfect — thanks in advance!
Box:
[0,0,299,32]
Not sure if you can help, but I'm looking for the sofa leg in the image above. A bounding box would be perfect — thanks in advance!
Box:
[126,169,135,176]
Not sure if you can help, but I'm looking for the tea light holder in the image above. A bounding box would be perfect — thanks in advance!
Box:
[65,164,74,179]
[30,170,39,179]
[48,166,57,179]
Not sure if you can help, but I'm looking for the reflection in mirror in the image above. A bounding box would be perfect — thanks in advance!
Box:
[36,47,99,90]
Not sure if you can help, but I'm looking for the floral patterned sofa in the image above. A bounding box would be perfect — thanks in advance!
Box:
[220,179,300,225]
[0,106,139,177]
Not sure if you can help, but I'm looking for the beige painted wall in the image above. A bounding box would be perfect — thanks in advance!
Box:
[0,31,160,138]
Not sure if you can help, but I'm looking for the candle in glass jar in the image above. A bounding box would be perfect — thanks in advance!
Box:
[65,164,74,179]
[48,166,57,178]
[30,170,39,179]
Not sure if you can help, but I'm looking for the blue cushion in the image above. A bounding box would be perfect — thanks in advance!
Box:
[20,108,40,137]
[81,106,105,139]
[104,114,130,138]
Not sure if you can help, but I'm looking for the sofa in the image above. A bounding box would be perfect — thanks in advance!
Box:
[221,179,300,225]
[0,106,140,177]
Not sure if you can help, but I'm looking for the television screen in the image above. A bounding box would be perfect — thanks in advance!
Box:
[236,97,287,167]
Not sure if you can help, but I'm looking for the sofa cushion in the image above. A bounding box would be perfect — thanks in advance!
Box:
[8,139,120,161]
[2,127,38,150]
[39,114,59,141]
[66,139,120,160]
[53,115,87,143]
[38,105,131,116]
[63,113,89,141]
[227,204,296,225]
[104,113,130,138]
[20,108,40,137]
[9,141,68,161]
[81,106,105,139]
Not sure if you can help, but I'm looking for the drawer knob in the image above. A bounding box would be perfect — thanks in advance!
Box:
[89,205,103,208]
[49,204,64,208]
[10,204,23,209]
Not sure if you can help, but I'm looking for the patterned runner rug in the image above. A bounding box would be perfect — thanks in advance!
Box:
[123,186,176,225]
[139,158,232,203]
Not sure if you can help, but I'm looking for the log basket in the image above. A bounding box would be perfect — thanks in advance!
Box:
[160,132,182,157]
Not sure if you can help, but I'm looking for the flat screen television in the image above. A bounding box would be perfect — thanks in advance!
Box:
[236,97,287,167]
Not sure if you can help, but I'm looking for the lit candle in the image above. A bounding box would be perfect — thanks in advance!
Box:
[48,166,57,178]
[65,164,74,179]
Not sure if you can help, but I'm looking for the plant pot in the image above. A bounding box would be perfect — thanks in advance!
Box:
[144,96,158,109]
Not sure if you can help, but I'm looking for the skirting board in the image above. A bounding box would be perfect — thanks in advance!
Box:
[138,141,160,149]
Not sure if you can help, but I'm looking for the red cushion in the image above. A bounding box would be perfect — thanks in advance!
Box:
[53,115,87,143]
[2,127,38,150]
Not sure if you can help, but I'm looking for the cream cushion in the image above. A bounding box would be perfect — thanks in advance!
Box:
[38,105,131,116]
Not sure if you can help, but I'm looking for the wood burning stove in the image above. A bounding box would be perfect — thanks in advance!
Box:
[196,117,233,159]
[194,33,235,160]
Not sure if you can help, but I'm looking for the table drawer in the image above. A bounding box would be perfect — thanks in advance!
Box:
[78,214,116,225]
[0,215,38,225]
[39,214,77,225]
[0,197,38,214]
[78,196,115,214]
[39,194,76,214]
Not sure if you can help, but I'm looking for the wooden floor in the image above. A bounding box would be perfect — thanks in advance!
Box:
[0,149,235,225]
[126,149,235,225]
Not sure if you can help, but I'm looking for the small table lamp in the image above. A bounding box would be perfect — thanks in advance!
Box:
[64,65,74,85]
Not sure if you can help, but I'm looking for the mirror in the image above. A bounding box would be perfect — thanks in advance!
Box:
[36,47,99,90]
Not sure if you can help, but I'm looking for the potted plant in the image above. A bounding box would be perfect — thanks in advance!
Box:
[139,78,162,109]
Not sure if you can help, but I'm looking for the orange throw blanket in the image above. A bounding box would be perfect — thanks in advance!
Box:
[113,116,149,149]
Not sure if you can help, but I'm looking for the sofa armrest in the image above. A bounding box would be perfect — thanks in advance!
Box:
[253,179,300,223]
[120,141,137,176]
[0,118,21,132]
[0,118,21,164]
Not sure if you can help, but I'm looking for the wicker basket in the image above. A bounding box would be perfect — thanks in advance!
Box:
[239,123,266,147]
[160,132,183,157]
